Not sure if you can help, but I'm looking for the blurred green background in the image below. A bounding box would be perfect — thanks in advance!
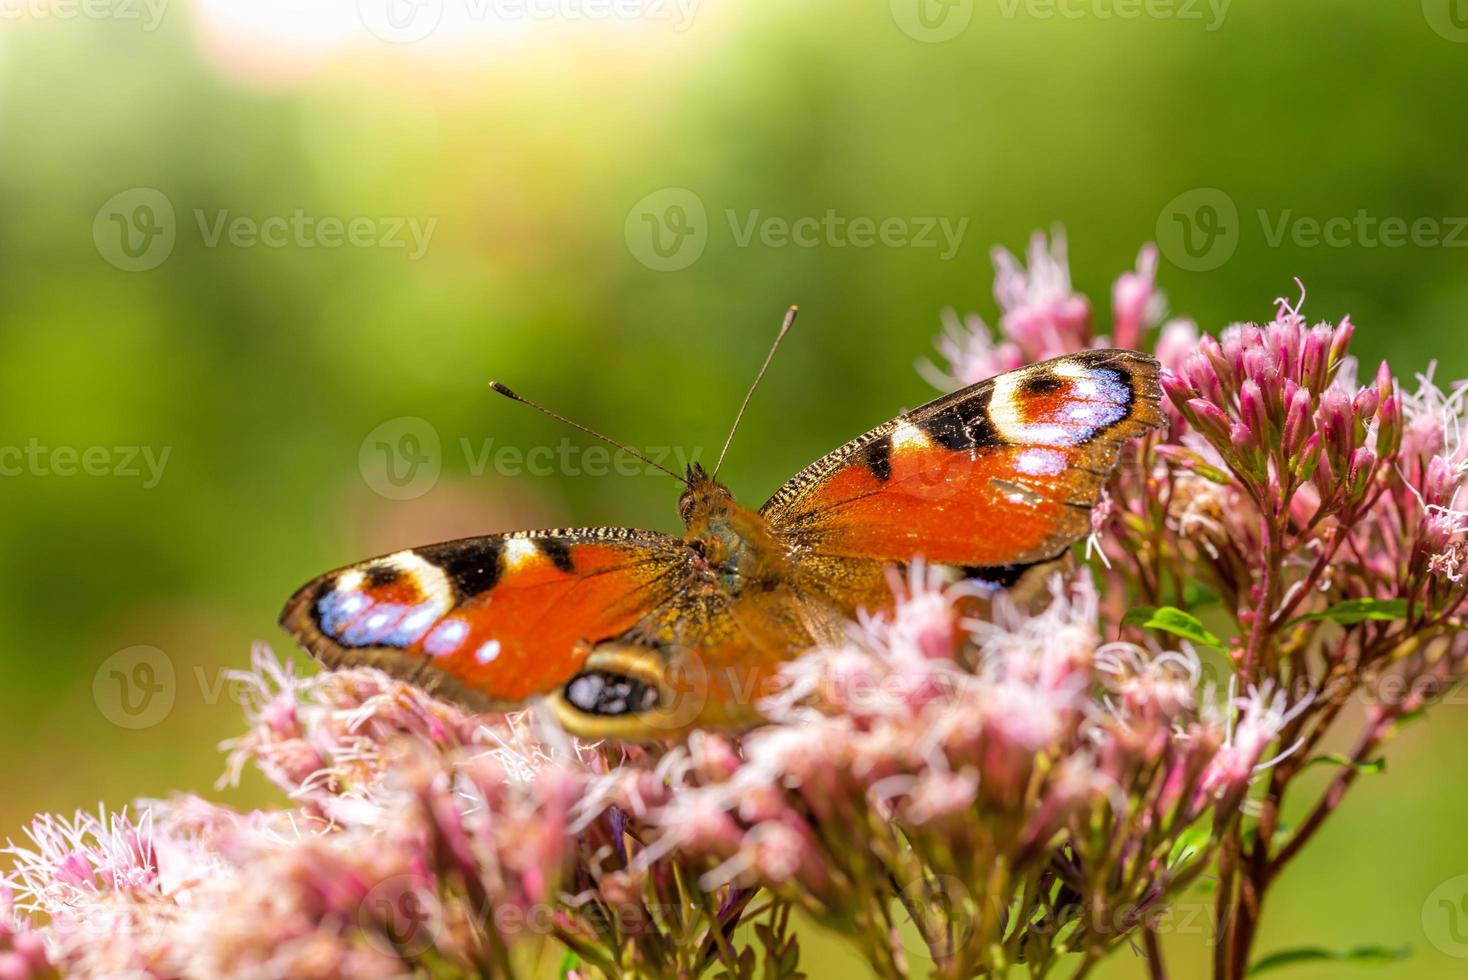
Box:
[4,0,1468,976]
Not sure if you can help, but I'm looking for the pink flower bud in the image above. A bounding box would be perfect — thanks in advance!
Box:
[1154,319,1199,373]
[1238,380,1272,448]
[1347,447,1376,497]
[1161,369,1198,409]
[1301,325,1331,392]
[1317,388,1354,465]
[1426,455,1454,503]
[1186,398,1233,448]
[1241,347,1273,388]
[1111,245,1158,350]
[1376,391,1402,458]
[1375,360,1394,404]
[1311,442,1337,497]
[1328,316,1355,373]
[1283,388,1313,457]
[1352,387,1378,423]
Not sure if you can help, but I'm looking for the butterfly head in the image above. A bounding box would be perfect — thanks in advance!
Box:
[676,461,734,526]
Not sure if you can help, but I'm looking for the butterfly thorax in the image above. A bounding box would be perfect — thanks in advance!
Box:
[678,464,789,592]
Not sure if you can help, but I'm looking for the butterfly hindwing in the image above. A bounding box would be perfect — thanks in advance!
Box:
[761,349,1163,593]
[279,528,689,711]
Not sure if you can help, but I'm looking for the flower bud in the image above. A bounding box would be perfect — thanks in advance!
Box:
[1283,388,1313,458]
[1375,359,1394,405]
[1186,398,1233,449]
[1154,444,1231,484]
[1161,369,1198,410]
[1347,447,1376,498]
[1308,438,1335,495]
[1426,455,1454,503]
[1300,326,1329,393]
[1376,391,1402,458]
[1154,319,1199,373]
[1238,380,1273,450]
[1327,316,1355,375]
[1317,388,1354,467]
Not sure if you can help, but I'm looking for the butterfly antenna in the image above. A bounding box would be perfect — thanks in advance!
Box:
[713,305,797,479]
[488,381,688,485]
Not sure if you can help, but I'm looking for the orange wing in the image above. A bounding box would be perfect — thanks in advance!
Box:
[762,349,1163,587]
[279,528,690,711]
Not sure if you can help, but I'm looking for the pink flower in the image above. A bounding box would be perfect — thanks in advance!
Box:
[918,308,1025,389]
[1111,244,1166,350]
[1196,683,1309,806]
[922,227,1166,390]
[992,228,1093,356]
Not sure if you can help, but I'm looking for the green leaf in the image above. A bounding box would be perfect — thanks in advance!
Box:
[1182,580,1221,609]
[1393,707,1428,732]
[1167,824,1213,869]
[1122,606,1224,649]
[1248,945,1410,975]
[1288,598,1409,628]
[1304,753,1386,774]
[559,951,581,980]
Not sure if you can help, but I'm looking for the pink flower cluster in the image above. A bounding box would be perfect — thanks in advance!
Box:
[586,569,1269,977]
[5,582,1287,979]
[2,652,610,978]
[924,233,1468,979]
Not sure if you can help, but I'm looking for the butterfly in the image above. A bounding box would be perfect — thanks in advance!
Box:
[281,311,1162,741]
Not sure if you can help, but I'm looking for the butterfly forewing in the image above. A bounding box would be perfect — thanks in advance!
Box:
[761,349,1163,587]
